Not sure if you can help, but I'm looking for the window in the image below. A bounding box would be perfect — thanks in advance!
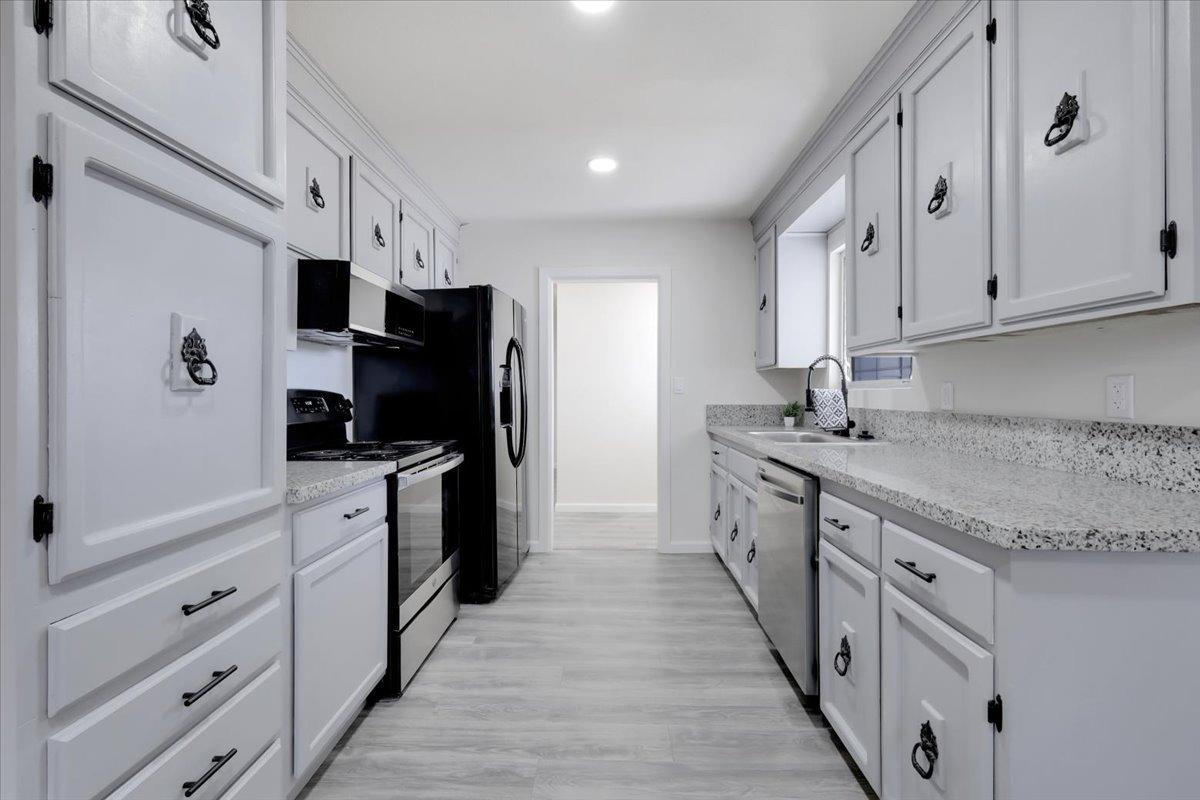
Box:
[850,355,913,382]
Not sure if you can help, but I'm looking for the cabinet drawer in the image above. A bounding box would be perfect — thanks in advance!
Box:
[727,448,758,487]
[218,739,282,800]
[49,532,282,715]
[107,662,283,800]
[819,541,881,793]
[292,480,388,565]
[398,575,459,691]
[883,522,994,643]
[48,0,284,204]
[819,493,882,568]
[49,599,281,800]
[351,157,400,284]
[709,440,728,467]
[287,101,350,260]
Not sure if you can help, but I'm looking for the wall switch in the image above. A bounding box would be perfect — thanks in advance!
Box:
[672,377,685,395]
[1106,374,1134,419]
[940,382,954,411]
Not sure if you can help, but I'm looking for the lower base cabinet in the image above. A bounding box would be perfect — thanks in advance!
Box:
[218,738,283,800]
[293,524,388,777]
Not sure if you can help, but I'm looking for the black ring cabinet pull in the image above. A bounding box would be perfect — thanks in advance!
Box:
[415,250,425,270]
[309,177,326,209]
[1044,91,1080,147]
[746,541,756,563]
[374,222,386,248]
[894,558,936,583]
[911,721,938,780]
[181,586,237,616]
[184,0,220,50]
[444,269,452,286]
[927,175,948,215]
[343,506,369,520]
[730,522,739,542]
[823,516,850,531]
[182,665,237,707]
[833,635,852,676]
[759,294,767,311]
[181,328,218,387]
[182,748,237,797]
[859,222,875,252]
[713,504,721,522]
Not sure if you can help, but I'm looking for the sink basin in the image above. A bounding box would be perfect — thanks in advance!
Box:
[747,430,876,445]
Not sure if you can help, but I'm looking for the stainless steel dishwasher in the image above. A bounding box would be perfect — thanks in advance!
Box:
[756,458,819,695]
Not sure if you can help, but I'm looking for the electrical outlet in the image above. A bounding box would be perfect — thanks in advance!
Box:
[940,382,954,411]
[1106,374,1134,419]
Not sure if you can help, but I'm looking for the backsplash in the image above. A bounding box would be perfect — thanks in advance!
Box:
[705,404,786,426]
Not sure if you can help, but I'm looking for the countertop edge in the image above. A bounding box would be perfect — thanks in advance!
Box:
[285,461,397,506]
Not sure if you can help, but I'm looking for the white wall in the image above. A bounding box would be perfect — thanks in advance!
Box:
[850,308,1200,427]
[555,282,658,511]
[459,219,807,551]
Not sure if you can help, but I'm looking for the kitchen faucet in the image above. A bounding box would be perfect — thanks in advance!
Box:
[805,355,855,437]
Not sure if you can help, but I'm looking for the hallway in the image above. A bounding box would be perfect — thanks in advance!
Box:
[300,551,872,800]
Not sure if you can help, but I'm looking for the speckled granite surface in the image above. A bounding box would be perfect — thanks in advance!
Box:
[709,426,1200,553]
[286,461,395,505]
[705,404,786,426]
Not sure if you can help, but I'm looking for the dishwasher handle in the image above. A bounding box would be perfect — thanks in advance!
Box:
[758,473,804,505]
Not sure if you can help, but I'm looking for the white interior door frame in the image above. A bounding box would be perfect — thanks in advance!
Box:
[537,267,672,554]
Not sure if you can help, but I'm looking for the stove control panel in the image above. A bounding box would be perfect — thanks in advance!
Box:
[286,389,354,426]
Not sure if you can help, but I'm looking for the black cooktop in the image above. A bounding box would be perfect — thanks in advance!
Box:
[289,439,453,464]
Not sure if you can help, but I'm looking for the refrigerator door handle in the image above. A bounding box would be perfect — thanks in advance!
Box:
[505,337,528,467]
[499,362,513,429]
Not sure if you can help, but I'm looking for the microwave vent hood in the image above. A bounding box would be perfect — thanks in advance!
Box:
[296,260,424,348]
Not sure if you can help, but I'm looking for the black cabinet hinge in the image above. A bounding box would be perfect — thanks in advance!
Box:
[987,694,1003,731]
[896,111,903,127]
[986,274,998,299]
[33,495,54,542]
[897,305,903,320]
[34,0,53,36]
[1160,221,1177,259]
[32,155,53,206]
[985,18,996,44]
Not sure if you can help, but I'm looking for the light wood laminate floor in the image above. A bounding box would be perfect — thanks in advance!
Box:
[299,551,874,800]
[554,511,657,550]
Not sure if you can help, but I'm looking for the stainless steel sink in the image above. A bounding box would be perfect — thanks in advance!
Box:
[747,430,876,445]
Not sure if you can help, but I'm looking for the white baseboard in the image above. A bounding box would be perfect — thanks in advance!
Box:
[658,541,716,554]
[554,503,657,514]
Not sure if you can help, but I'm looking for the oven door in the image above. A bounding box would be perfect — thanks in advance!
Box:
[393,452,462,629]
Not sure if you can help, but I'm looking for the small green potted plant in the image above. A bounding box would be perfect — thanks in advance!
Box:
[783,401,803,429]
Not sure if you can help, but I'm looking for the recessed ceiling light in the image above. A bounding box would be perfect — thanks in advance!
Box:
[587,156,618,174]
[572,1,615,14]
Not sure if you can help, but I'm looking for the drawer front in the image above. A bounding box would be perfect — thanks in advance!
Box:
[400,203,435,290]
[292,480,388,565]
[398,575,459,690]
[49,532,282,715]
[218,739,282,800]
[709,440,728,467]
[350,157,400,284]
[49,599,282,800]
[108,662,283,800]
[45,114,284,585]
[883,522,994,643]
[286,101,350,260]
[727,448,758,487]
[819,540,881,793]
[819,493,882,568]
[49,0,284,204]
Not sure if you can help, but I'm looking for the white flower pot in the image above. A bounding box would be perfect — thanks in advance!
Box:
[783,417,796,428]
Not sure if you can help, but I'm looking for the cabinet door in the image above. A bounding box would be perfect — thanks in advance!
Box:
[754,228,777,368]
[48,0,284,204]
[400,204,436,290]
[741,485,759,606]
[709,463,727,558]
[435,231,458,288]
[992,0,1166,322]
[287,100,350,260]
[881,584,993,800]
[847,100,902,349]
[293,525,387,776]
[350,157,401,284]
[819,541,881,793]
[725,478,743,581]
[45,114,284,584]
[901,2,991,340]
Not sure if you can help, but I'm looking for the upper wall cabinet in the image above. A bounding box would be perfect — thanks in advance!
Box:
[400,204,436,291]
[992,0,1167,323]
[900,2,991,341]
[287,100,351,260]
[48,0,285,205]
[846,100,902,350]
[351,157,402,285]
[754,228,778,368]
[435,232,458,288]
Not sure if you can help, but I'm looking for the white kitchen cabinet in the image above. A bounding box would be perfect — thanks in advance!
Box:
[350,156,401,284]
[709,462,727,560]
[286,99,351,260]
[724,477,744,583]
[435,231,459,288]
[846,99,902,350]
[740,484,759,607]
[47,0,285,204]
[754,227,777,367]
[44,114,284,584]
[900,2,991,341]
[818,540,881,793]
[992,0,1167,323]
[401,203,436,290]
[881,583,993,800]
[293,524,387,777]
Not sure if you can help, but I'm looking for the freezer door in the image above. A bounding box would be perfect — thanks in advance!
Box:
[513,301,529,559]
[491,292,522,588]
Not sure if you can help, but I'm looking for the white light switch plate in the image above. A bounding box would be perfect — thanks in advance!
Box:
[1106,374,1134,419]
[672,377,685,395]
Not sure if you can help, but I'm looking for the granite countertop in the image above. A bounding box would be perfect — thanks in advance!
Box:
[286,460,396,505]
[708,426,1200,553]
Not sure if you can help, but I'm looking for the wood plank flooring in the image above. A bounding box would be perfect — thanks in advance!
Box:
[298,550,874,800]
[554,511,657,550]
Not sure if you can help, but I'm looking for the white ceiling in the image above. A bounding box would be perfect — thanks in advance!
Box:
[288,0,913,223]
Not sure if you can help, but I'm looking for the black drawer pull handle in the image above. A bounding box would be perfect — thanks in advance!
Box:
[713,504,721,522]
[374,222,386,248]
[746,541,756,564]
[894,558,936,583]
[181,328,218,387]
[184,0,220,50]
[182,665,237,707]
[183,748,237,797]
[823,516,850,531]
[308,177,326,209]
[1044,91,1080,148]
[911,721,938,780]
[181,586,237,616]
[859,221,875,252]
[759,294,767,311]
[927,174,948,215]
[833,635,851,676]
[730,522,739,542]
[343,506,370,520]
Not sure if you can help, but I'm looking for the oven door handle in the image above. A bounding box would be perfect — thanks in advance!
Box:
[398,453,464,486]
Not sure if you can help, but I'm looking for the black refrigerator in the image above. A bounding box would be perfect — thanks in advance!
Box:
[354,285,529,602]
